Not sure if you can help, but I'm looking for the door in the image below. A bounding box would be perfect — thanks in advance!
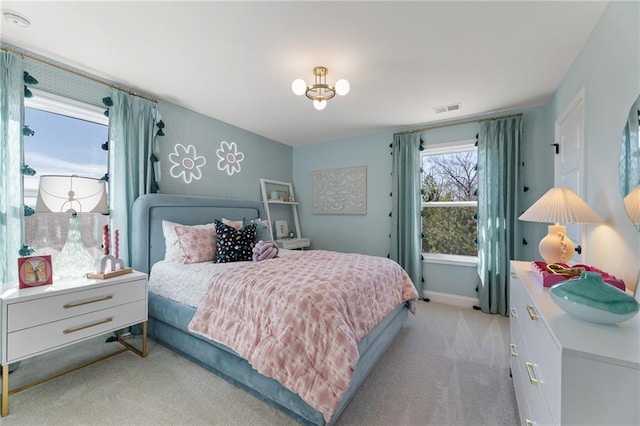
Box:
[554,88,585,263]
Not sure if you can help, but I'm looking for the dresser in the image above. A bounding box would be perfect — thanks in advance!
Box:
[0,271,148,416]
[509,261,639,425]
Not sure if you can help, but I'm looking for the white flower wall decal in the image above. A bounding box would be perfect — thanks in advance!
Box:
[169,144,207,184]
[217,141,244,176]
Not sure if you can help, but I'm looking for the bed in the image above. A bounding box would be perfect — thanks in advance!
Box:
[130,193,416,425]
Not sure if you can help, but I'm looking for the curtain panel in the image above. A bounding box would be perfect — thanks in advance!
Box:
[108,90,161,266]
[0,52,24,284]
[618,97,639,196]
[391,132,423,296]
[477,116,523,315]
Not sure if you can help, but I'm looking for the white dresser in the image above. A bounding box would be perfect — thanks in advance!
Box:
[509,261,639,426]
[1,271,148,415]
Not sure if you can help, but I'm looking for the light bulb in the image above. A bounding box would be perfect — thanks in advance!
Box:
[313,100,327,110]
[291,79,307,96]
[335,79,350,96]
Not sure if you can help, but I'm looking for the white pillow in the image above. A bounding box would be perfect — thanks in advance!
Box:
[162,220,216,262]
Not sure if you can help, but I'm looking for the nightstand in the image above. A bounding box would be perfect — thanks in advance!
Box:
[0,270,148,416]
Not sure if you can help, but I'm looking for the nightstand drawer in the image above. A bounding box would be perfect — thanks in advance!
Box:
[7,279,146,332]
[6,299,146,362]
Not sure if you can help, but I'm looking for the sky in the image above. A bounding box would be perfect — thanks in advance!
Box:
[23,108,108,206]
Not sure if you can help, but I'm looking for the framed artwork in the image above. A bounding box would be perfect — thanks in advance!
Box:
[274,220,289,239]
[18,255,53,289]
[312,166,366,214]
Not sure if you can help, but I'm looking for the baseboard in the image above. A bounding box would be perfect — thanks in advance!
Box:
[422,290,479,309]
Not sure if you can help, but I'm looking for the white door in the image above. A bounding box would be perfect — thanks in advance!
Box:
[554,88,585,263]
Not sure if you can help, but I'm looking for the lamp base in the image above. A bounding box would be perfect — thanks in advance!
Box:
[539,224,575,264]
[53,216,95,280]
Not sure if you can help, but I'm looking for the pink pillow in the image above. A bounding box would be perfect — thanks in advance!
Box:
[174,225,216,264]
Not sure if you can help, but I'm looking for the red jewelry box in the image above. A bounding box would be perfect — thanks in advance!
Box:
[531,261,626,292]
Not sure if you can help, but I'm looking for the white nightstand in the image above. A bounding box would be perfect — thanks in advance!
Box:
[275,238,311,250]
[0,270,148,416]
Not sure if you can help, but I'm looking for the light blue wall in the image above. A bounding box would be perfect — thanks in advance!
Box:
[550,1,640,289]
[8,43,292,205]
[293,107,553,299]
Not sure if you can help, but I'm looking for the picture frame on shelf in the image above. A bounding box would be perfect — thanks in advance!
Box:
[274,220,289,239]
[18,254,53,288]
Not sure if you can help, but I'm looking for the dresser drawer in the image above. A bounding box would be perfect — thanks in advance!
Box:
[7,279,146,332]
[511,324,555,426]
[6,299,146,362]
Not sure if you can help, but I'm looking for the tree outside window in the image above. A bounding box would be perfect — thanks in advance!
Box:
[421,142,477,257]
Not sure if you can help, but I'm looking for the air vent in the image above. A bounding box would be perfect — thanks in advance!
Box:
[434,103,461,114]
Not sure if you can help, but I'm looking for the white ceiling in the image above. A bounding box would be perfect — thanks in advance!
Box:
[1,1,608,146]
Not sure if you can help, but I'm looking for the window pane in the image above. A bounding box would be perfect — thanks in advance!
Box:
[421,147,477,256]
[23,108,108,207]
[23,102,109,258]
[422,150,477,202]
[422,206,477,256]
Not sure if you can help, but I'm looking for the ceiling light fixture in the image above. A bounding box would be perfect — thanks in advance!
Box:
[3,10,31,28]
[292,66,350,111]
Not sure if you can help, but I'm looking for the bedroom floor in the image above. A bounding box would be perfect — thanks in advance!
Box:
[2,301,519,426]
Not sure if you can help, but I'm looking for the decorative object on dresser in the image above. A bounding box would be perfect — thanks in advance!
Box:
[509,261,640,426]
[518,187,602,263]
[17,255,53,288]
[530,260,626,290]
[35,175,109,279]
[0,271,148,416]
[549,271,639,324]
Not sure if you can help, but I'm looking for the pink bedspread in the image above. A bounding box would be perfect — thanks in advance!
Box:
[188,250,418,421]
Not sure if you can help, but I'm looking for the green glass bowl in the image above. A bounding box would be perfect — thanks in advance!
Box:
[550,271,639,325]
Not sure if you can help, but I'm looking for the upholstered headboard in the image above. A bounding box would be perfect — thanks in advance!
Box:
[131,194,264,274]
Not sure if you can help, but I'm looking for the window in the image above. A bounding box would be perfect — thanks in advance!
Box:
[24,90,109,255]
[421,140,477,259]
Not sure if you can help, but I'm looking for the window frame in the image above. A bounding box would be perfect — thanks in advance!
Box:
[420,138,478,266]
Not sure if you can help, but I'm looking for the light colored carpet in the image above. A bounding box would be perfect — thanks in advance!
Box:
[1,302,519,425]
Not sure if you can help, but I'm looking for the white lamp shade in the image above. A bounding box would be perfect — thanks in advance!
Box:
[313,99,327,110]
[518,187,601,224]
[623,185,640,224]
[36,175,108,214]
[291,79,307,96]
[335,79,350,96]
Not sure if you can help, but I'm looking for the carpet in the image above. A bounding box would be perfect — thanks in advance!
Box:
[1,301,519,425]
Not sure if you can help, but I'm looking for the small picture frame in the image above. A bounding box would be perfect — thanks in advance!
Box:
[274,220,289,239]
[18,255,53,289]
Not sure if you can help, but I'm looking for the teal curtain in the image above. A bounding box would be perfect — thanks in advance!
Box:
[619,96,640,196]
[0,52,24,284]
[391,132,422,296]
[477,116,523,315]
[108,90,161,266]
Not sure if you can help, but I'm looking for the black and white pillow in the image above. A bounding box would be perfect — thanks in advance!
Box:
[214,219,256,263]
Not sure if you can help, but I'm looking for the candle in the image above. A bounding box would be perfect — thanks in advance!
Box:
[103,224,110,255]
[114,229,119,260]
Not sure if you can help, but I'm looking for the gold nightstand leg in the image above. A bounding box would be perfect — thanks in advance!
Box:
[2,364,9,416]
[116,321,148,358]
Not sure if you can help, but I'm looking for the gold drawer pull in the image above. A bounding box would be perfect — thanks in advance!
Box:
[509,343,518,357]
[510,307,518,318]
[525,361,539,385]
[63,295,113,309]
[526,304,539,321]
[526,420,534,426]
[63,317,113,334]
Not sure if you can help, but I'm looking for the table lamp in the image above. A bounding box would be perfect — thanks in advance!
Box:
[518,187,601,264]
[623,185,640,225]
[35,175,108,279]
